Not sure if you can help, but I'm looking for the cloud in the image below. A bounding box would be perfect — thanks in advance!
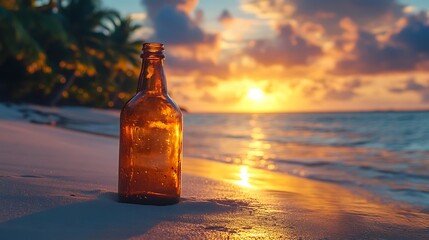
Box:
[390,79,429,103]
[152,6,210,45]
[241,0,429,75]
[199,91,217,103]
[292,0,403,31]
[163,52,229,100]
[165,55,229,78]
[135,0,429,110]
[141,0,218,47]
[244,24,322,66]
[141,0,225,93]
[334,30,415,74]
[334,14,429,74]
[242,0,404,33]
[391,13,429,55]
[194,76,219,88]
[194,9,204,24]
[128,13,147,21]
[300,78,363,101]
[218,9,234,26]
[199,91,244,104]
[324,79,362,100]
[142,0,198,17]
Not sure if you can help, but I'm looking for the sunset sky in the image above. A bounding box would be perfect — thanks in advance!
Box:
[104,0,429,112]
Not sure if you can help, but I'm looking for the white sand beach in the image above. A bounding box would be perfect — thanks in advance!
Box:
[0,104,428,239]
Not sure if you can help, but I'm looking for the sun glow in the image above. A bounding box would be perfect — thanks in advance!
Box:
[247,87,265,102]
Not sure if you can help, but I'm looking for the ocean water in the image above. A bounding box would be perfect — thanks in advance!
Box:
[183,112,429,207]
[32,108,429,208]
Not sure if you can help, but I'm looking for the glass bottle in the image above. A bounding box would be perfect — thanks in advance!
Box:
[118,43,183,205]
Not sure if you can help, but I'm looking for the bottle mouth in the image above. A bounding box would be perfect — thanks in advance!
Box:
[141,42,165,59]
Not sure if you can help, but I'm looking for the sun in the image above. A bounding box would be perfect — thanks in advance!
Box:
[247,87,265,102]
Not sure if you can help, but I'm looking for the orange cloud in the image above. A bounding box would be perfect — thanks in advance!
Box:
[138,0,429,111]
[334,14,429,75]
[244,24,322,67]
[218,9,234,27]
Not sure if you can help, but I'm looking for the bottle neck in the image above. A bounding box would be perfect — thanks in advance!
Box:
[137,58,168,95]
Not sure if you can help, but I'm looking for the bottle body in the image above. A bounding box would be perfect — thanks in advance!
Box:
[118,43,182,205]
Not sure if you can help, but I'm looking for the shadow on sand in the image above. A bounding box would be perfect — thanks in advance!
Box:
[0,192,236,239]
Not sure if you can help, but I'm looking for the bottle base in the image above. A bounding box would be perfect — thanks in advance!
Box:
[118,192,180,206]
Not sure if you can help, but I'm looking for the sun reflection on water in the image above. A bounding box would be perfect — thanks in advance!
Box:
[233,116,278,187]
[237,166,252,188]
[243,122,275,170]
[251,127,265,140]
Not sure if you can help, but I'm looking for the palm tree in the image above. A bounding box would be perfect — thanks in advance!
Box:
[1,0,143,107]
[105,16,141,70]
[101,16,142,106]
[0,0,67,66]
[0,0,69,102]
[49,0,118,106]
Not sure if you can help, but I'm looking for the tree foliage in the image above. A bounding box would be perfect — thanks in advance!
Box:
[0,0,142,108]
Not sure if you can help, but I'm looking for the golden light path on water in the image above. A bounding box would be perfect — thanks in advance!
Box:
[234,115,276,188]
[237,166,252,188]
[182,153,429,238]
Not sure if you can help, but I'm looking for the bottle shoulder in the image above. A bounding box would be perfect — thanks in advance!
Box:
[121,92,182,120]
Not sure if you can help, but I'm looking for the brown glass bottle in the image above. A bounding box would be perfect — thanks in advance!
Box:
[118,43,182,205]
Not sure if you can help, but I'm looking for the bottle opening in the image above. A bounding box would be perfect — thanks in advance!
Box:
[141,42,165,59]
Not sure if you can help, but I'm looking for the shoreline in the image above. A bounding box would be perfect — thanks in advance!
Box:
[24,121,423,209]
[1,116,429,238]
[2,103,429,209]
[33,118,429,209]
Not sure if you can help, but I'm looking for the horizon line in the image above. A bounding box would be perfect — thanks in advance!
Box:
[188,109,429,114]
